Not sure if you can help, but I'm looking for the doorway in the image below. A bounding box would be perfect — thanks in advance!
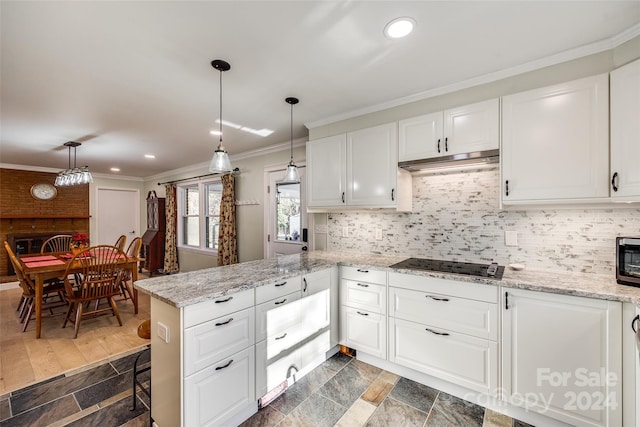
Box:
[264,167,309,258]
[95,188,140,247]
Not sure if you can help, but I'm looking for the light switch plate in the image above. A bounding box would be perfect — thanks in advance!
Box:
[342,226,349,238]
[505,230,518,247]
[375,228,383,240]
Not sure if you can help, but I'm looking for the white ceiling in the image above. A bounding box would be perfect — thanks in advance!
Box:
[1,1,639,179]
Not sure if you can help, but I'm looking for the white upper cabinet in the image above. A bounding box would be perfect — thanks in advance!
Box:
[307,123,411,211]
[398,98,499,162]
[501,74,609,203]
[611,59,640,201]
[347,122,398,207]
[306,134,347,207]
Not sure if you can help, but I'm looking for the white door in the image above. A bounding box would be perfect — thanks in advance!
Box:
[265,168,308,258]
[96,188,139,247]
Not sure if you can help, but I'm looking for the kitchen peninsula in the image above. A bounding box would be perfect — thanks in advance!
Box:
[135,251,640,427]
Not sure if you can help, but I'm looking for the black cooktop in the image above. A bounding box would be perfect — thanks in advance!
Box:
[390,258,504,280]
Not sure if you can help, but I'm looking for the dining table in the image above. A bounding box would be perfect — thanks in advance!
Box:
[18,251,140,338]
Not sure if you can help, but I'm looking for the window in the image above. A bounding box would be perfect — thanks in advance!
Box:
[275,182,301,241]
[178,180,223,251]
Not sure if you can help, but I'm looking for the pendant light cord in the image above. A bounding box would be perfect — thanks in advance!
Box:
[290,102,294,162]
[219,69,223,144]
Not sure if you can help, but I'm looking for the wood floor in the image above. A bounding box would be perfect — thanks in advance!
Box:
[0,285,151,395]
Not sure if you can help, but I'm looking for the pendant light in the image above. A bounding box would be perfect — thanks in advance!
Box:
[209,59,232,173]
[279,97,300,184]
[54,141,93,186]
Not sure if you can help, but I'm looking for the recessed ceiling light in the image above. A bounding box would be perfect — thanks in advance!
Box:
[210,130,222,136]
[384,17,416,39]
[144,154,156,159]
[110,167,120,172]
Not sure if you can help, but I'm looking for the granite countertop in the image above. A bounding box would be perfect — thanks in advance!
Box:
[135,250,640,307]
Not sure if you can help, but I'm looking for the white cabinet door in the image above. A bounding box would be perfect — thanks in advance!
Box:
[255,291,301,342]
[347,122,398,207]
[302,268,331,296]
[398,111,443,161]
[341,279,386,314]
[398,99,498,162]
[501,74,609,202]
[611,59,640,200]
[502,288,622,427]
[389,317,497,394]
[184,347,255,427]
[444,98,499,156]
[306,134,347,207]
[340,306,386,359]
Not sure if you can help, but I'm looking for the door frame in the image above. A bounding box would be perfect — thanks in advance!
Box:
[93,186,141,246]
[263,162,312,259]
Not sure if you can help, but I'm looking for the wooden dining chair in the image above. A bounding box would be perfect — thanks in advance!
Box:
[62,245,126,338]
[4,242,67,332]
[41,234,73,253]
[119,237,142,310]
[114,235,127,251]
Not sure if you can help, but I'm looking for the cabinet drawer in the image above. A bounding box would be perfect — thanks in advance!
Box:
[184,307,255,377]
[340,306,386,359]
[255,276,301,304]
[389,287,498,341]
[341,279,386,314]
[184,346,255,427]
[255,291,301,342]
[340,266,386,285]
[389,318,497,394]
[256,340,301,399]
[388,272,497,303]
[184,288,254,328]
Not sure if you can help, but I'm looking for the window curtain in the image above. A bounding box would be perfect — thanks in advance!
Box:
[163,184,179,273]
[217,173,238,265]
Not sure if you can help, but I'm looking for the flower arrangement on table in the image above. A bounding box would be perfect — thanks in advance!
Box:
[70,233,90,255]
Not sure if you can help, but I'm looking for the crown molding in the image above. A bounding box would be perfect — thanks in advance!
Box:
[306,23,640,130]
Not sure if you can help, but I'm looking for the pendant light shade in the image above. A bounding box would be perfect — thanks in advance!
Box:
[209,59,232,174]
[279,97,300,184]
[55,141,93,186]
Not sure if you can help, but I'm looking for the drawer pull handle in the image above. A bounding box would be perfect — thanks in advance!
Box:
[274,298,287,305]
[356,269,369,273]
[215,359,234,370]
[275,282,287,287]
[612,172,619,192]
[425,328,449,336]
[357,311,369,316]
[275,333,288,340]
[426,295,449,301]
[356,283,369,288]
[303,278,308,293]
[215,317,233,326]
[215,296,233,304]
[632,315,639,333]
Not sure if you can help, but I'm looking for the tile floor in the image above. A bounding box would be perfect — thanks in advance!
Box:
[0,347,150,427]
[243,352,534,427]
[0,348,535,427]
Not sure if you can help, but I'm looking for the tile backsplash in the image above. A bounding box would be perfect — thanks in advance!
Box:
[326,166,640,275]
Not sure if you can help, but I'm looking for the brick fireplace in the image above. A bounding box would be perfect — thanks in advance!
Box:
[0,168,89,278]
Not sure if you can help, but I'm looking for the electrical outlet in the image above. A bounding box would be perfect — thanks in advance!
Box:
[375,228,383,240]
[157,321,170,343]
[342,226,349,238]
[505,230,518,247]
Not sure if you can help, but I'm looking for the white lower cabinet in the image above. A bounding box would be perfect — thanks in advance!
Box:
[622,303,640,427]
[502,288,622,427]
[340,306,386,359]
[389,317,498,394]
[184,347,255,427]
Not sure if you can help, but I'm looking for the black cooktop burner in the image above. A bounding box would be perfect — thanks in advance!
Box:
[390,258,504,280]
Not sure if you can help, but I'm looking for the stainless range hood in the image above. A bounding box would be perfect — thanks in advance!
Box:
[397,149,499,171]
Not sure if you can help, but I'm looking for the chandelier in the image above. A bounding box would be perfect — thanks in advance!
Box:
[54,141,93,186]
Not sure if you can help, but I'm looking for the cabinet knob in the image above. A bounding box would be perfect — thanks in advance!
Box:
[612,172,619,192]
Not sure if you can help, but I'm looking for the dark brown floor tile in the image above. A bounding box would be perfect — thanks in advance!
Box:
[0,399,10,422]
[9,375,65,398]
[10,364,117,415]
[65,395,147,427]
[366,396,429,427]
[119,411,151,427]
[74,370,137,410]
[240,405,285,427]
[389,377,439,413]
[285,392,347,427]
[0,395,79,427]
[426,392,484,427]
[110,348,150,374]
